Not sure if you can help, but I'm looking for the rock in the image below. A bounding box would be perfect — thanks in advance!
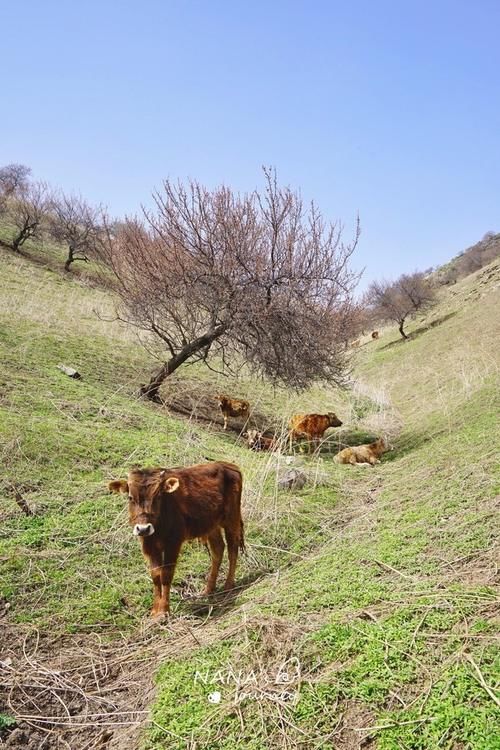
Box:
[278,469,307,490]
[56,364,81,379]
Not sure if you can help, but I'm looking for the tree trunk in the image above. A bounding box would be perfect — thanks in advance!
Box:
[10,230,25,252]
[10,225,34,253]
[398,319,408,339]
[65,244,89,271]
[140,325,227,402]
[64,244,75,271]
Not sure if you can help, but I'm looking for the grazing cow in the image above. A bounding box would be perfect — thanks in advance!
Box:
[371,331,379,339]
[289,412,343,453]
[244,429,279,452]
[109,462,244,617]
[336,437,389,466]
[216,394,250,430]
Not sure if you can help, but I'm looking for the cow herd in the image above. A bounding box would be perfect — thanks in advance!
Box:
[109,392,391,617]
[217,393,345,453]
[217,393,389,466]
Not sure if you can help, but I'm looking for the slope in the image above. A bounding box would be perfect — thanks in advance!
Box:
[0,244,498,749]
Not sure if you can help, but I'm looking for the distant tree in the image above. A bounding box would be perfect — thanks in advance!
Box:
[439,265,459,285]
[48,193,103,271]
[366,271,436,339]
[480,234,500,266]
[437,232,500,285]
[0,164,32,211]
[343,302,376,341]
[0,181,50,253]
[97,169,360,401]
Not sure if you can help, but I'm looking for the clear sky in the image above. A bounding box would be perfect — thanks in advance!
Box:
[1,0,499,287]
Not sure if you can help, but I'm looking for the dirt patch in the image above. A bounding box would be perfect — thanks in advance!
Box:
[0,613,261,750]
[333,700,376,749]
[0,623,155,750]
[159,377,277,434]
[0,613,230,750]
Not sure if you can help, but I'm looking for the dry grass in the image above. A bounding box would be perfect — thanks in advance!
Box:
[0,251,142,346]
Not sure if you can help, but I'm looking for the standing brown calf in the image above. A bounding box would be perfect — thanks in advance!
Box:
[289,412,343,453]
[216,394,250,430]
[109,462,244,617]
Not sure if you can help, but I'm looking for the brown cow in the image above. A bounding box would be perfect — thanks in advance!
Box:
[336,437,389,466]
[289,412,343,453]
[243,429,279,452]
[109,462,244,617]
[216,394,250,430]
[371,331,379,339]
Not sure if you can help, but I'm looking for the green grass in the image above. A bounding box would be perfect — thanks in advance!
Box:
[0,254,346,630]
[1,243,499,748]
[145,265,500,749]
[0,713,16,733]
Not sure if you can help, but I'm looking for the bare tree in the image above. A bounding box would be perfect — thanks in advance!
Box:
[439,265,460,285]
[0,164,32,211]
[0,181,50,253]
[97,169,360,401]
[48,193,103,271]
[482,230,496,242]
[436,232,500,285]
[366,271,436,339]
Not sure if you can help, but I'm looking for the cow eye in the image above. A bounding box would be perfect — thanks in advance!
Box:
[128,495,134,502]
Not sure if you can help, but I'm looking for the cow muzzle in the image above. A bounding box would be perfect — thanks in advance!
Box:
[133,523,155,537]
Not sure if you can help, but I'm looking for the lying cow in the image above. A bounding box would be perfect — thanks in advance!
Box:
[371,331,379,339]
[216,394,250,430]
[244,429,279,452]
[109,461,244,617]
[289,412,343,453]
[336,437,389,466]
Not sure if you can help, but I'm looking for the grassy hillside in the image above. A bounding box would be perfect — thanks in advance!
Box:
[0,243,499,749]
[435,231,500,284]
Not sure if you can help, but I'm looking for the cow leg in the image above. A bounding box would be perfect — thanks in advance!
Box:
[204,529,225,595]
[147,552,164,617]
[223,528,239,591]
[156,543,182,616]
[223,414,228,430]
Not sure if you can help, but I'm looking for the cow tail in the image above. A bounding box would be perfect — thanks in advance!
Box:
[239,519,246,554]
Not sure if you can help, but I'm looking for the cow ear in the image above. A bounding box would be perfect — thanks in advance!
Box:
[164,476,180,494]
[108,479,129,494]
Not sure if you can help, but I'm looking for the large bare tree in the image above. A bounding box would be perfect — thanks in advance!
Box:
[365,271,436,339]
[98,169,360,401]
[48,192,103,271]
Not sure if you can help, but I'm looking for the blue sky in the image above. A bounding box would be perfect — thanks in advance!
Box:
[1,0,499,287]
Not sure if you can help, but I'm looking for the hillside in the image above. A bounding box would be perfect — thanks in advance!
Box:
[435,231,500,285]
[0,243,499,750]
